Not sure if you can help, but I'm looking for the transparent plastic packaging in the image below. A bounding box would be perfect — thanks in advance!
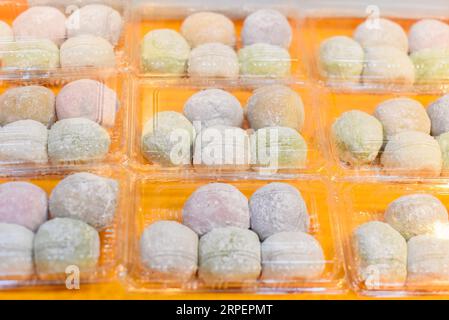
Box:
[335,179,449,296]
[317,88,449,179]
[122,177,344,293]
[129,80,326,179]
[0,165,129,289]
[0,72,129,170]
[127,1,307,82]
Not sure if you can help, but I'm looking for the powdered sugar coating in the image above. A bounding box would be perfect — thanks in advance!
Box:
[238,43,291,77]
[385,193,448,240]
[331,110,383,166]
[242,9,292,48]
[13,6,66,46]
[1,39,59,70]
[199,227,261,285]
[0,120,48,163]
[381,131,442,176]
[437,132,449,173]
[50,173,118,230]
[362,46,415,85]
[427,94,449,136]
[67,4,123,46]
[408,19,449,53]
[411,48,449,84]
[141,29,190,74]
[60,35,115,68]
[0,223,34,277]
[261,231,324,280]
[193,125,250,169]
[48,118,111,163]
[354,18,408,52]
[249,183,309,240]
[0,86,56,127]
[140,220,198,281]
[188,43,239,78]
[183,89,243,132]
[407,234,449,284]
[56,79,118,127]
[0,21,13,42]
[141,111,195,167]
[319,36,364,80]
[34,217,100,275]
[181,12,235,48]
[183,183,249,236]
[352,221,407,285]
[0,182,48,232]
[374,97,430,139]
[246,85,304,131]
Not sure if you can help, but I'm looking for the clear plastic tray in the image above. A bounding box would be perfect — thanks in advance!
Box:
[122,177,345,294]
[335,179,449,296]
[0,165,129,289]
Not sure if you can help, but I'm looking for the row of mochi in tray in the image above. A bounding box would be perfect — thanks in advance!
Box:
[141,9,294,77]
[141,85,307,171]
[319,18,449,85]
[0,4,124,70]
[331,94,449,176]
[0,172,118,277]
[140,182,325,285]
[0,79,119,164]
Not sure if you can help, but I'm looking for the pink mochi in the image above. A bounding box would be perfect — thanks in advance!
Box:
[56,79,119,128]
[182,183,250,236]
[12,6,66,46]
[0,182,48,231]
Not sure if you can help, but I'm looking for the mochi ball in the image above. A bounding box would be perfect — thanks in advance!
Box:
[385,193,448,240]
[181,11,235,48]
[67,4,123,46]
[353,18,408,52]
[318,36,364,81]
[362,46,415,85]
[12,6,66,46]
[56,79,119,127]
[183,89,243,132]
[0,21,13,42]
[0,120,48,164]
[141,29,190,74]
[407,235,449,285]
[199,227,261,285]
[188,43,239,78]
[182,183,249,236]
[241,9,292,48]
[60,35,115,68]
[427,94,449,136]
[331,110,383,166]
[411,48,449,84]
[352,221,407,285]
[246,85,304,131]
[34,218,100,275]
[50,173,118,231]
[408,19,449,53]
[28,0,123,10]
[0,182,48,232]
[239,43,291,77]
[261,231,325,280]
[373,97,430,139]
[437,132,449,173]
[141,111,195,167]
[250,126,307,171]
[193,125,250,169]
[48,118,111,163]
[0,223,34,277]
[381,131,442,176]
[0,39,59,70]
[140,220,198,281]
[0,86,56,127]
[249,182,309,240]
